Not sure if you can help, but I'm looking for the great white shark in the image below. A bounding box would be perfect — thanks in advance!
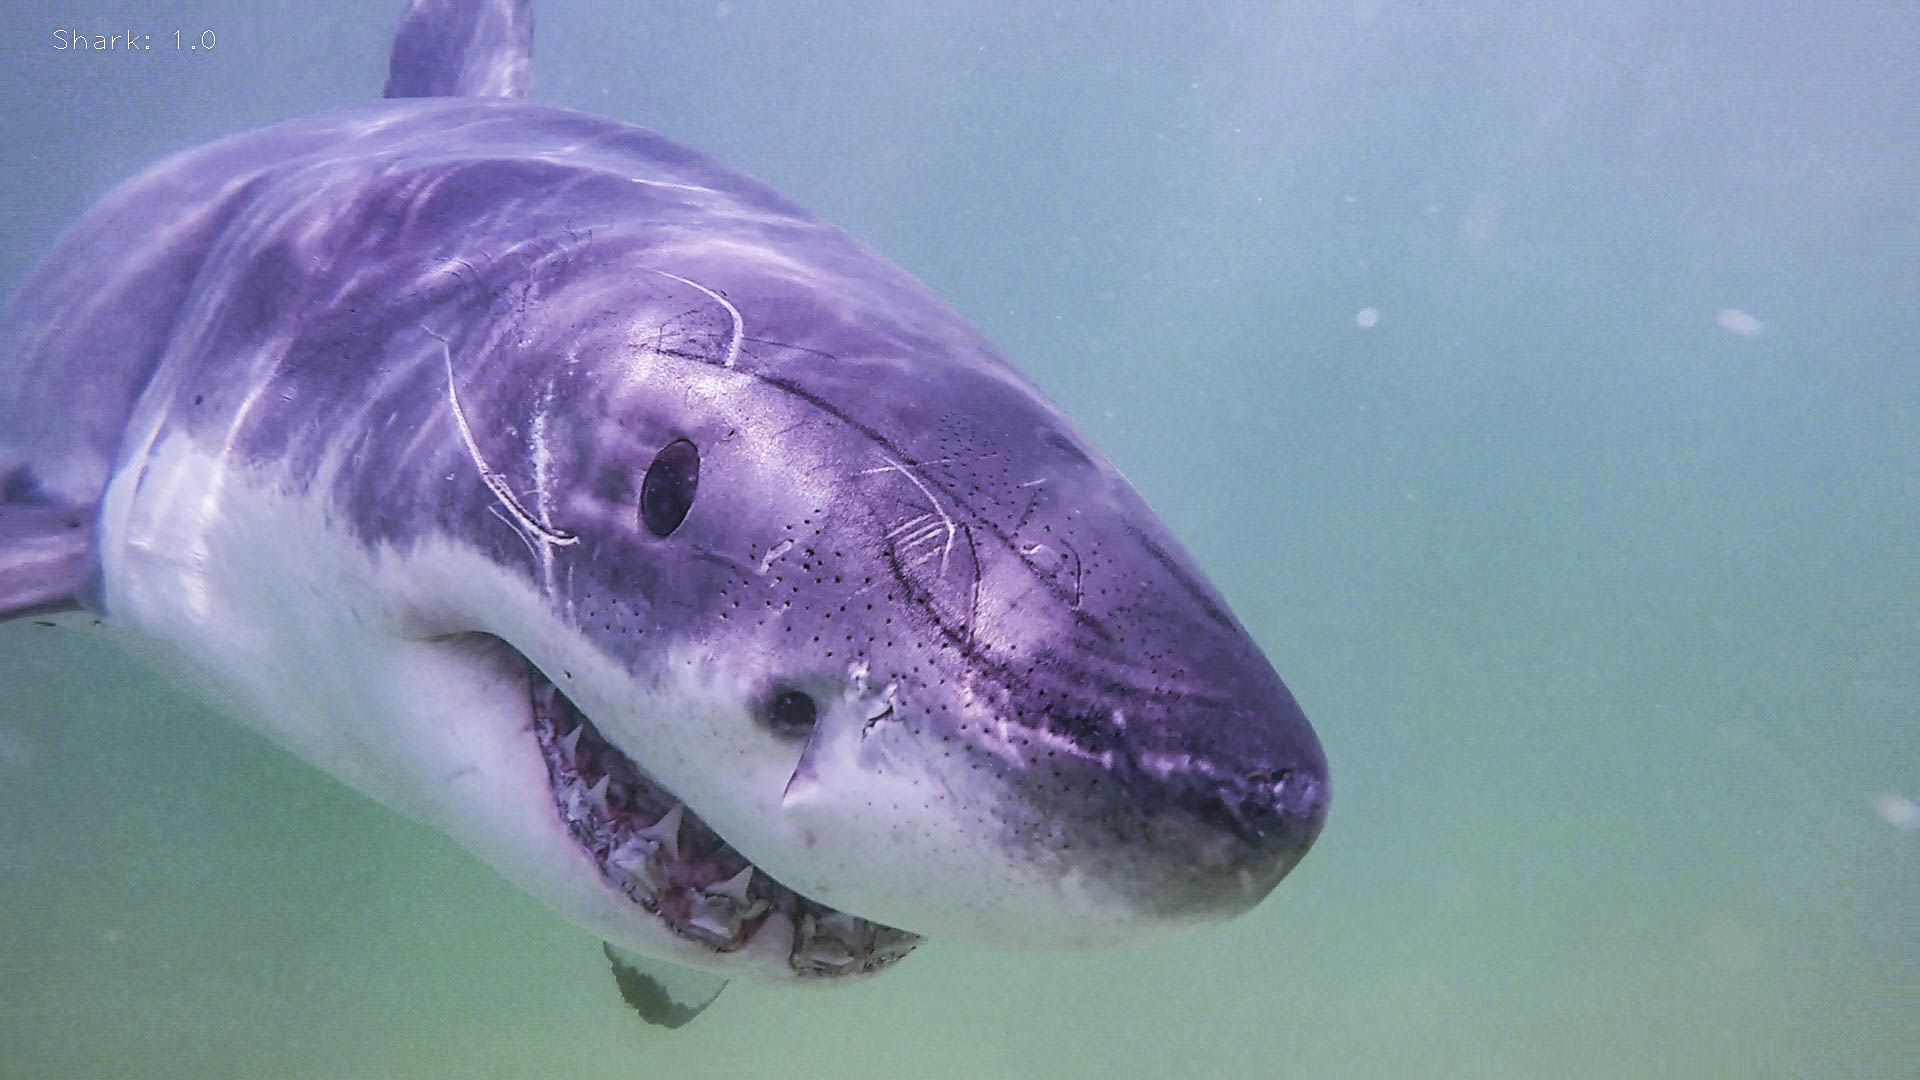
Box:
[0,0,1328,1026]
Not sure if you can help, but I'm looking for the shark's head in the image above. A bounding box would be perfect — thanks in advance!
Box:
[426,229,1329,982]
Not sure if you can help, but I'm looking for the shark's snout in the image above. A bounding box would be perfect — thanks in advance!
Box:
[1006,662,1329,930]
[1137,719,1329,916]
[932,430,1333,925]
[1211,761,1329,853]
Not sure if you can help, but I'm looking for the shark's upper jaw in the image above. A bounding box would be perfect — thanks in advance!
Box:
[523,663,921,978]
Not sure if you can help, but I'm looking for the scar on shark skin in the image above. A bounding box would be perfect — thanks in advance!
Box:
[861,456,963,579]
[427,324,579,547]
[646,269,743,370]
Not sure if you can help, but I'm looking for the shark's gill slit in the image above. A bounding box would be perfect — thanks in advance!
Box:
[520,658,920,976]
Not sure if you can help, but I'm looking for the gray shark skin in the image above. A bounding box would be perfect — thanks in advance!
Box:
[0,0,1327,1023]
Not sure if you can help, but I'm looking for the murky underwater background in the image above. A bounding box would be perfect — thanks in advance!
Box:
[1,1,1913,1077]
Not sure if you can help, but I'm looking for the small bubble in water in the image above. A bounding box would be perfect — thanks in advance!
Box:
[1355,307,1380,329]
[1716,308,1763,337]
[1872,794,1918,831]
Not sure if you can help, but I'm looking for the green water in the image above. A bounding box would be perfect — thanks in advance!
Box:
[2,2,1913,1077]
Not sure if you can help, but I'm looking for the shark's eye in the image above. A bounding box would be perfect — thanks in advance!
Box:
[639,439,699,537]
[763,687,818,737]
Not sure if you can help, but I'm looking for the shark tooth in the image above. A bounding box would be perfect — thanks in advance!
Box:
[789,912,859,976]
[638,803,685,863]
[559,725,585,765]
[585,774,614,817]
[608,840,668,900]
[795,936,856,975]
[707,866,754,906]
[685,892,743,945]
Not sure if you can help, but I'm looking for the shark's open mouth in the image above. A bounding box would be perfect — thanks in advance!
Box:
[525,667,921,977]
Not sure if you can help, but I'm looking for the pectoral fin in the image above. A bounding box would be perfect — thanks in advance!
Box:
[602,942,728,1029]
[0,497,93,620]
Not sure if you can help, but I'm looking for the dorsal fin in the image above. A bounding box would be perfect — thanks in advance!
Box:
[384,0,533,99]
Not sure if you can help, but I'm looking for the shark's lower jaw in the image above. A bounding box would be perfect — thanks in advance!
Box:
[525,667,921,978]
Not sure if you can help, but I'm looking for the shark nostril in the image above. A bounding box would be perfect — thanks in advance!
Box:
[1182,764,1326,851]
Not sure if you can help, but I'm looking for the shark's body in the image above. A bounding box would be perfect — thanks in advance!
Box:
[0,0,1327,1025]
